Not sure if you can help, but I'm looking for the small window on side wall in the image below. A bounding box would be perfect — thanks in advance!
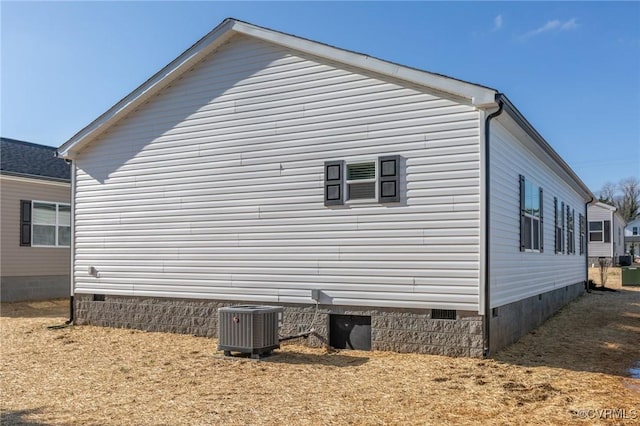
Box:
[554,197,565,254]
[346,161,376,201]
[567,206,575,254]
[519,175,543,252]
[324,156,401,206]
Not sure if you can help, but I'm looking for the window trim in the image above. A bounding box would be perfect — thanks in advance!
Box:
[520,175,543,253]
[588,220,610,243]
[345,159,378,204]
[31,200,71,248]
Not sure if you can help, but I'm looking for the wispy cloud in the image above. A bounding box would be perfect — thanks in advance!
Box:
[493,15,503,32]
[561,18,579,31]
[518,18,579,40]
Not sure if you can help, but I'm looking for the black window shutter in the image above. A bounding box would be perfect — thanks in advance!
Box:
[604,220,611,243]
[539,187,544,252]
[519,175,525,252]
[378,155,401,203]
[561,201,565,253]
[20,200,32,246]
[567,204,572,254]
[554,197,559,253]
[324,160,344,206]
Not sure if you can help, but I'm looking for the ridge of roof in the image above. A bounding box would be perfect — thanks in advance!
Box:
[1,136,58,150]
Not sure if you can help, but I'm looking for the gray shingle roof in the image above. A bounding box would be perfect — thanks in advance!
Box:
[1,137,70,182]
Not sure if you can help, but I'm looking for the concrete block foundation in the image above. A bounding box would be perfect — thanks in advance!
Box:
[74,294,484,357]
[73,281,585,357]
[489,281,585,353]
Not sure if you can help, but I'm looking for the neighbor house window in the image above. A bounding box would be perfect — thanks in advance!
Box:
[324,156,400,206]
[519,175,543,252]
[31,201,70,247]
[634,227,639,236]
[554,197,564,253]
[567,206,575,254]
[589,220,610,243]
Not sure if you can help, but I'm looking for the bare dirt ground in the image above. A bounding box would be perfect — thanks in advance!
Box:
[2,276,638,425]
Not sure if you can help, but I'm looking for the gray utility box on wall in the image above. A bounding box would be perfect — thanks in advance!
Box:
[218,305,283,358]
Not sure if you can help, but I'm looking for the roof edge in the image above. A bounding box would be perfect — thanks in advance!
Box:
[230,20,497,107]
[59,18,498,158]
[498,94,595,201]
[0,170,71,184]
[593,201,617,211]
[58,18,238,158]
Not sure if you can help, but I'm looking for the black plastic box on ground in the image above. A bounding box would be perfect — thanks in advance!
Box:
[218,305,282,358]
[619,255,632,267]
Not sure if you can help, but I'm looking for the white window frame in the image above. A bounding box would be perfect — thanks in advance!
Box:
[345,159,378,204]
[31,200,71,248]
[589,221,604,242]
[633,227,638,236]
[523,179,542,253]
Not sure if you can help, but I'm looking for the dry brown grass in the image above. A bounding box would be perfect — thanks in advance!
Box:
[2,286,639,425]
[588,266,622,288]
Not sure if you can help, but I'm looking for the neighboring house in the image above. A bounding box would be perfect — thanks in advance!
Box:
[624,217,640,259]
[587,202,626,265]
[58,19,594,357]
[1,137,71,302]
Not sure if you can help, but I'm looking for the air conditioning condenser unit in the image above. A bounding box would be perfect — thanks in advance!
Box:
[218,305,282,358]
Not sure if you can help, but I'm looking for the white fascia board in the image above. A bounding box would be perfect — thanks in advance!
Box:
[593,201,617,212]
[58,19,238,159]
[231,21,498,107]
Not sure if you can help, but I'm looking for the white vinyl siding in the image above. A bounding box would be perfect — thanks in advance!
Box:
[587,204,613,257]
[72,34,482,311]
[489,120,586,309]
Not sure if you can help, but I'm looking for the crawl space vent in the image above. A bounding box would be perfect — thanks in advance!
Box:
[432,309,456,320]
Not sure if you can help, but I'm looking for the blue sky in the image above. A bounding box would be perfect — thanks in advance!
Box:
[1,1,639,193]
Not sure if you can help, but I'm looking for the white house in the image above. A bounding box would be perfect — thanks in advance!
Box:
[587,202,626,265]
[58,19,594,357]
[624,217,640,259]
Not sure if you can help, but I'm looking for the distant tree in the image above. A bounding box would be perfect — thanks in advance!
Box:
[598,177,640,222]
[598,182,617,205]
[617,177,640,222]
